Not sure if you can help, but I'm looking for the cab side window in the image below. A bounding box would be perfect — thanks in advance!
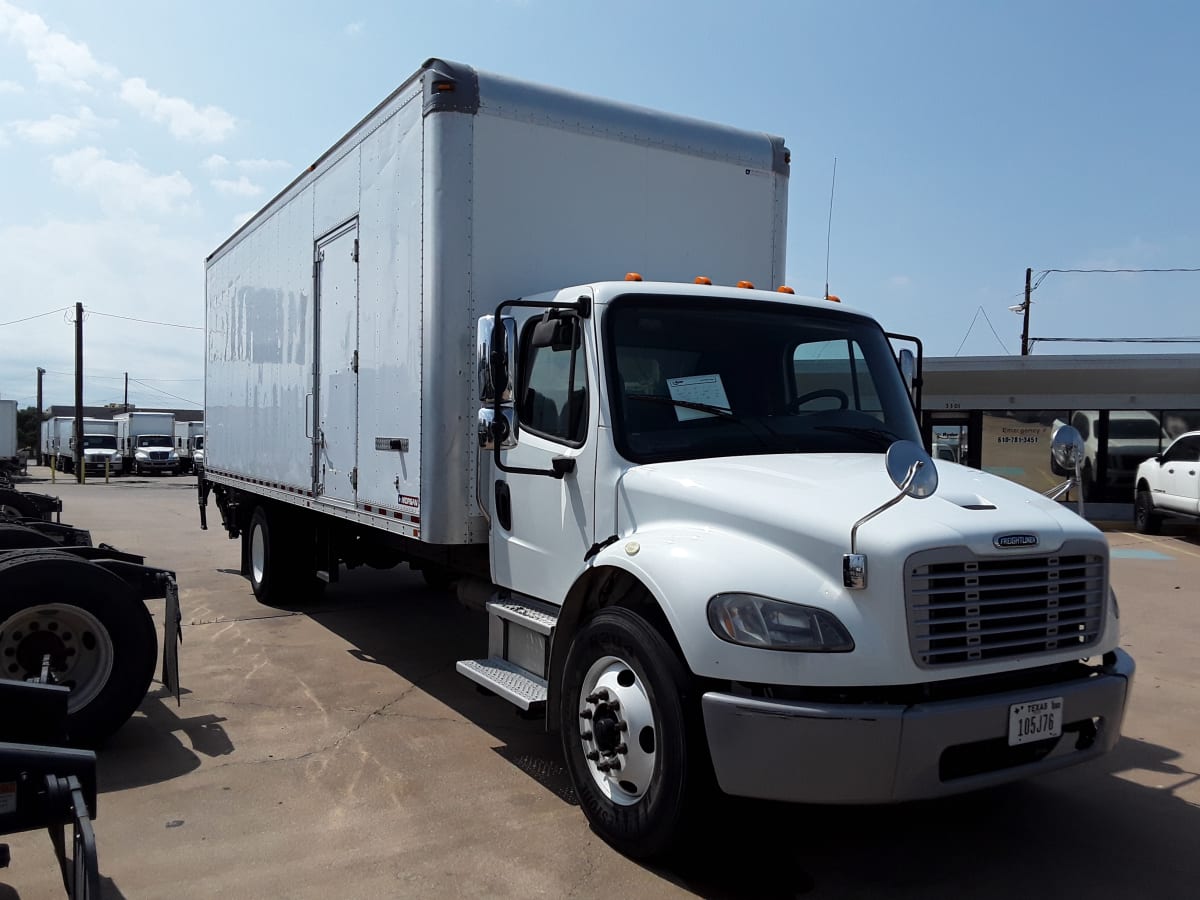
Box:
[1165,436,1200,463]
[518,318,588,445]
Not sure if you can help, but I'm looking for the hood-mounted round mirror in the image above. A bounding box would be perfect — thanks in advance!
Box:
[885,440,938,499]
[1051,425,1085,472]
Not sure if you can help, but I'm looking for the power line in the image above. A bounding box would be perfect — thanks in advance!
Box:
[1033,266,1200,291]
[1030,336,1200,346]
[129,378,199,406]
[0,306,72,328]
[88,310,203,331]
[954,306,1011,356]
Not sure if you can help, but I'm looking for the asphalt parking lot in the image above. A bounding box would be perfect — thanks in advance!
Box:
[2,469,1198,899]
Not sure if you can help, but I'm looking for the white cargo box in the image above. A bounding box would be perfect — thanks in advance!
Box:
[205,58,789,545]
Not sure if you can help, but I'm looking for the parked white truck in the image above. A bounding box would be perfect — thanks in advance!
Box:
[78,418,122,476]
[114,411,178,476]
[43,417,75,472]
[174,420,204,474]
[0,399,17,473]
[199,59,1133,858]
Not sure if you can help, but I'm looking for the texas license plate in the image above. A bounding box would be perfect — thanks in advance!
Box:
[1008,697,1063,746]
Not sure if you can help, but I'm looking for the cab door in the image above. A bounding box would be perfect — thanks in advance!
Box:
[490,293,597,605]
[313,221,360,505]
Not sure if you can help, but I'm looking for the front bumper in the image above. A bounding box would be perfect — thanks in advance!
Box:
[701,649,1134,804]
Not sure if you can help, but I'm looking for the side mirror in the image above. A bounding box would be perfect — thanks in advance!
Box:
[1050,425,1084,472]
[885,440,938,498]
[477,314,515,403]
[898,348,916,398]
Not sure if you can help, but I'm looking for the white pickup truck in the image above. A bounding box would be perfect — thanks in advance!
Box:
[1134,430,1200,532]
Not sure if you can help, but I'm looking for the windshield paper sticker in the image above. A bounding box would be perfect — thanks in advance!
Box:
[667,375,730,421]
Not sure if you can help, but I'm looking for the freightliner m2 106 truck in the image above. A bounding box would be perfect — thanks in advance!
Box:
[199,59,1133,858]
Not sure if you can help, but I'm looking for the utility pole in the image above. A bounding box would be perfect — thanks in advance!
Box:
[74,301,84,483]
[36,366,45,414]
[1020,267,1032,356]
[124,372,129,413]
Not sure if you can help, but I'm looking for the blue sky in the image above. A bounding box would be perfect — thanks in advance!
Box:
[2,0,1198,408]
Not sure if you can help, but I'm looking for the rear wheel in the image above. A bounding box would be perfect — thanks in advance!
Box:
[1134,489,1163,534]
[247,505,324,605]
[0,552,157,746]
[560,607,708,859]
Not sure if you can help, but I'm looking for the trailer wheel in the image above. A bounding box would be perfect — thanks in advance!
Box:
[0,552,157,746]
[560,607,706,859]
[0,524,57,549]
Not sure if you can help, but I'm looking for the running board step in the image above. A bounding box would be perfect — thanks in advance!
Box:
[456,658,547,712]
[485,598,557,635]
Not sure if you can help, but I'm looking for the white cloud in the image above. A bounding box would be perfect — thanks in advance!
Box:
[52,147,193,215]
[344,21,363,36]
[201,153,229,174]
[212,175,263,198]
[0,1,117,91]
[9,105,110,144]
[120,76,235,143]
[0,79,24,94]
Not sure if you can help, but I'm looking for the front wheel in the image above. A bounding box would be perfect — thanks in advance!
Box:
[560,607,706,859]
[1134,489,1163,534]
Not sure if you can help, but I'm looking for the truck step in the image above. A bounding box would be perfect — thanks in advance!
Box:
[455,658,547,712]
[485,597,558,636]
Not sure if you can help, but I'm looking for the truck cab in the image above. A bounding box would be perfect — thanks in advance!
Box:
[466,280,1132,856]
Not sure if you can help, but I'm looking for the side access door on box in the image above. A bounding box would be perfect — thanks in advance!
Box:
[312,220,361,506]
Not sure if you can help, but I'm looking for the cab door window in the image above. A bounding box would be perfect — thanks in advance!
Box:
[518,317,588,446]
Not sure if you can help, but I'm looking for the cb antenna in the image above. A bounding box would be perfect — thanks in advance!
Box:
[825,157,837,301]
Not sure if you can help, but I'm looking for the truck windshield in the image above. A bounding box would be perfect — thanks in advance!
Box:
[604,295,922,463]
[82,435,117,450]
[194,436,204,449]
[136,435,170,447]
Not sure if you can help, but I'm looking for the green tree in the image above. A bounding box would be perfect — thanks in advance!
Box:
[16,406,42,451]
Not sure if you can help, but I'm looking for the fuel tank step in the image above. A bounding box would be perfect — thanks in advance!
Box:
[456,657,547,712]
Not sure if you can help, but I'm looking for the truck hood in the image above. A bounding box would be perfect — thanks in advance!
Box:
[618,453,1098,561]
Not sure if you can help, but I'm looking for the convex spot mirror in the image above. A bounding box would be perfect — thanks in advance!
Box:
[885,440,938,499]
[1051,425,1085,471]
[478,408,517,451]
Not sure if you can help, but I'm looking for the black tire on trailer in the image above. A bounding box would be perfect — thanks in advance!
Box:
[0,551,158,747]
[0,524,58,549]
[560,606,710,860]
[0,491,41,520]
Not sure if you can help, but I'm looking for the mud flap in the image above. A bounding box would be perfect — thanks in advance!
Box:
[162,576,182,705]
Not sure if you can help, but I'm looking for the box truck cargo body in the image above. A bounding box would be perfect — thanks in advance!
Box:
[0,399,16,461]
[201,59,1131,859]
[174,420,204,473]
[115,412,177,475]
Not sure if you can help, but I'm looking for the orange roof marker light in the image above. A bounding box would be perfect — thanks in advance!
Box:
[777,286,795,294]
[736,280,755,289]
[625,272,643,282]
[694,276,713,285]
[826,294,841,303]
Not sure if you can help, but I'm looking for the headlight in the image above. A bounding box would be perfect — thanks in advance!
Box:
[707,593,854,652]
[135,451,149,459]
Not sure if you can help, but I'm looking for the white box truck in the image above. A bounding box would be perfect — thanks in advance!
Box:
[78,417,122,476]
[174,420,204,474]
[114,411,178,475]
[0,399,17,471]
[199,59,1133,858]
[46,416,76,472]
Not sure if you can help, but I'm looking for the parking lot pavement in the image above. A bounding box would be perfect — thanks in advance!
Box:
[2,471,1199,899]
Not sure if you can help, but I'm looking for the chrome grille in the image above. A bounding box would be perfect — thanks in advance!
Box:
[905,543,1105,668]
[149,451,169,460]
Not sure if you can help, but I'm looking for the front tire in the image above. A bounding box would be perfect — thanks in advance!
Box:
[560,607,706,859]
[1134,489,1163,534]
[0,552,157,746]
